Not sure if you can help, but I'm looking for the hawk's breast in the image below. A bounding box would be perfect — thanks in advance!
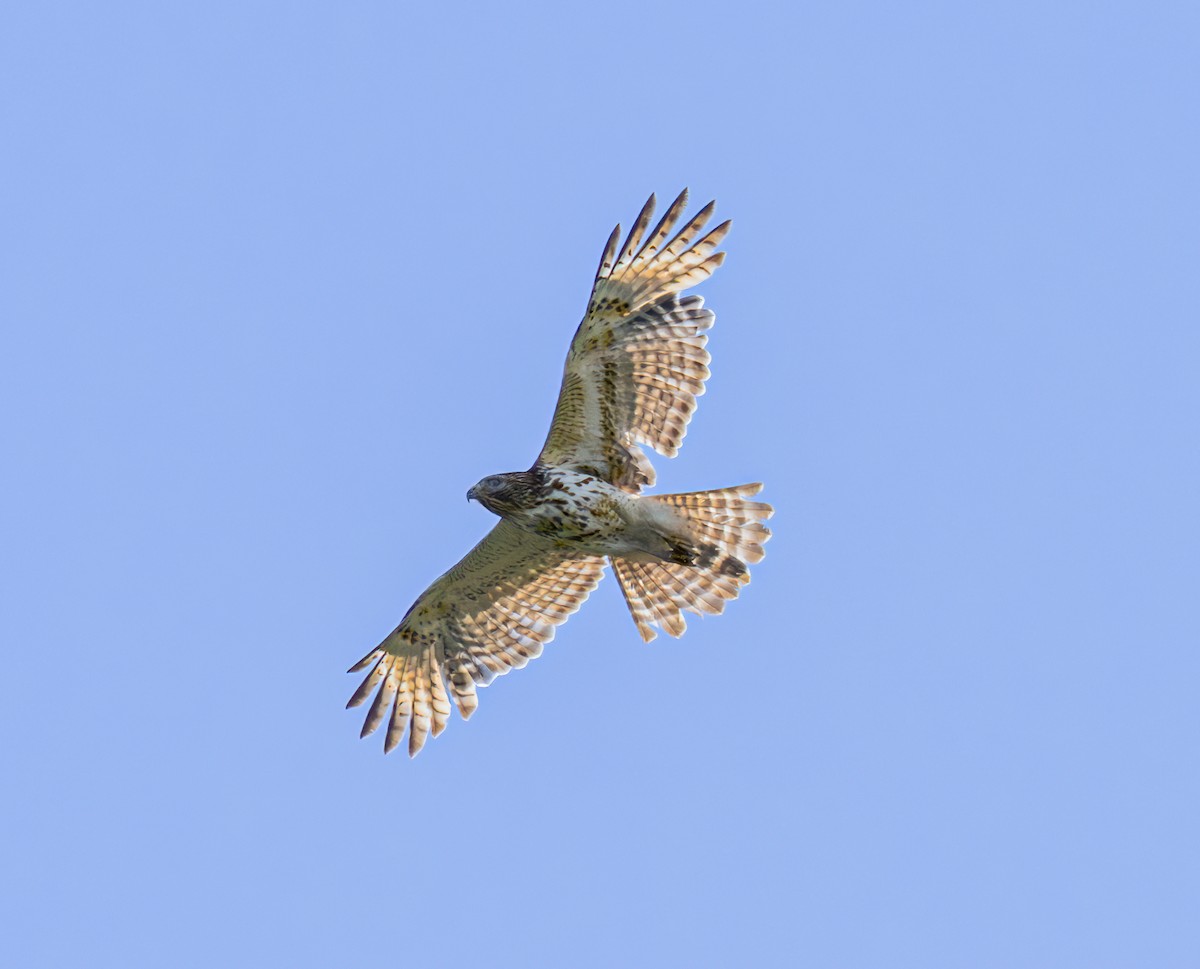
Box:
[503,468,628,547]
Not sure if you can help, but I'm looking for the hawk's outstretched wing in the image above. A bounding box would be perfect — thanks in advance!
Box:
[537,190,730,492]
[346,521,605,756]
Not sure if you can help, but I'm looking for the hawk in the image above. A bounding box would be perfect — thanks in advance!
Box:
[348,190,773,756]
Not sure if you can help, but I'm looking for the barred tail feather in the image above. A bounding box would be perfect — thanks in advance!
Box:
[613,558,741,642]
[613,483,774,642]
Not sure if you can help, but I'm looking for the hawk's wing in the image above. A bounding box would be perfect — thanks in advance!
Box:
[537,190,730,492]
[347,521,605,757]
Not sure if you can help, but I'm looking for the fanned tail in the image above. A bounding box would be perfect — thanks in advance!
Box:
[613,483,774,642]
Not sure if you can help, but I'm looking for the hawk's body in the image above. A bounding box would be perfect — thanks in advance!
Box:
[470,467,758,575]
[348,190,773,756]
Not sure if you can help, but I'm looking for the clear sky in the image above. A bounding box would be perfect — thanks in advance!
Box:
[3,2,1198,966]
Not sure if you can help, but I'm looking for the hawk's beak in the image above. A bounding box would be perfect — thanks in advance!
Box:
[466,487,477,503]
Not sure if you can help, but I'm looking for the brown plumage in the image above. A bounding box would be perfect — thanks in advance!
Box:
[348,190,772,756]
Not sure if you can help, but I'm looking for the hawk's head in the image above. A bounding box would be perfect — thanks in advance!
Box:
[466,470,545,517]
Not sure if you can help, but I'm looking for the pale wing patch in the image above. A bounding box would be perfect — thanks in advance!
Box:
[538,190,729,491]
[347,521,605,757]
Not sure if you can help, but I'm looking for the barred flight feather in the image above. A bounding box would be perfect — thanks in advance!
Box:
[347,521,605,756]
[539,189,728,491]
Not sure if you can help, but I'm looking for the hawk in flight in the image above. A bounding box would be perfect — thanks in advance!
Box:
[348,190,773,756]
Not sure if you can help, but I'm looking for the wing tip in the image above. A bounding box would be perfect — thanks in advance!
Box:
[347,647,384,673]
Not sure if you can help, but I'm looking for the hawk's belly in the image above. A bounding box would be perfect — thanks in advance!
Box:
[503,470,634,552]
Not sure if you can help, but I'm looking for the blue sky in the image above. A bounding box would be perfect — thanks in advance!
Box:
[3,2,1198,966]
